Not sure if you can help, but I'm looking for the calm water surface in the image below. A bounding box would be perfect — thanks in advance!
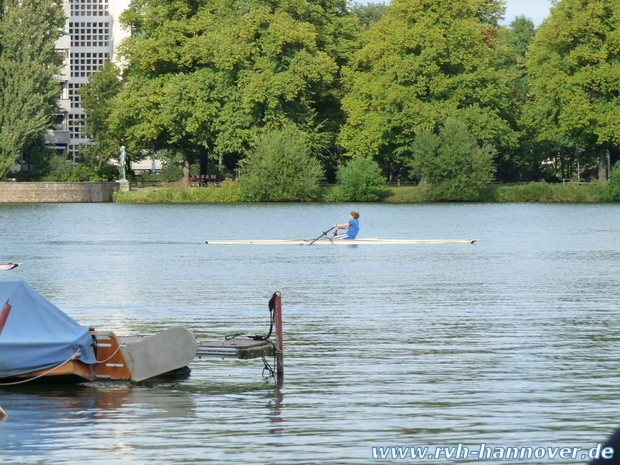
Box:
[1,202,620,464]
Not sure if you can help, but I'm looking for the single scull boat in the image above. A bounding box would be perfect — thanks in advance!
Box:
[205,238,477,245]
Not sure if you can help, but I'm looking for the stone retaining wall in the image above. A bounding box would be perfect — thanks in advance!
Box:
[0,182,120,203]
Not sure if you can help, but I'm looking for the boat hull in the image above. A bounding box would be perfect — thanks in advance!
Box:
[0,264,20,271]
[1,328,196,385]
[205,238,477,245]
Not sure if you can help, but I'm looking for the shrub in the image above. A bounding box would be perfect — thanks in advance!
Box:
[602,163,620,201]
[41,157,108,181]
[239,126,324,202]
[211,178,240,202]
[333,156,385,201]
[410,119,496,201]
[158,163,183,183]
[495,182,602,202]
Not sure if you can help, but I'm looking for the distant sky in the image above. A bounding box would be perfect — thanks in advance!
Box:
[502,0,553,26]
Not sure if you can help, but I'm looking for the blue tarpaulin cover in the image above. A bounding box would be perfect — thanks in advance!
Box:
[0,281,97,377]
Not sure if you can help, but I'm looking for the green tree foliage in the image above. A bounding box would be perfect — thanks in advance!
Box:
[79,63,123,169]
[527,0,620,184]
[492,16,538,181]
[339,0,517,181]
[505,16,536,106]
[333,156,385,201]
[0,0,65,178]
[111,0,358,181]
[410,119,496,201]
[239,126,324,201]
[350,2,387,29]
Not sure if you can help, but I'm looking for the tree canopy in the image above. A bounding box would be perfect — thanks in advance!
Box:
[0,0,65,178]
[18,0,618,190]
[527,0,620,183]
[79,63,124,170]
[110,0,359,180]
[338,0,517,180]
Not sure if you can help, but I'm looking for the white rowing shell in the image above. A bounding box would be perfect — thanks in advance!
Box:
[204,239,477,245]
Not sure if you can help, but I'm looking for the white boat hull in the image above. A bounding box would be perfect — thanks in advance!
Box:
[205,238,477,245]
[0,263,20,270]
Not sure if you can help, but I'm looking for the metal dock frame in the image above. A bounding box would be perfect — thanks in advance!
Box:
[194,292,284,380]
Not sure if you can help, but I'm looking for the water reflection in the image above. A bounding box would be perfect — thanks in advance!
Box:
[1,203,620,463]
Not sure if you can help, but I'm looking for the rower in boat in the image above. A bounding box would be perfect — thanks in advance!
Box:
[333,211,360,240]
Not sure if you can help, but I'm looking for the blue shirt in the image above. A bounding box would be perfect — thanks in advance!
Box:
[347,219,359,239]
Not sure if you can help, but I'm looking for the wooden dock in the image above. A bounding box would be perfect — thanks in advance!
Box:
[195,338,275,360]
[116,292,284,379]
[116,336,275,361]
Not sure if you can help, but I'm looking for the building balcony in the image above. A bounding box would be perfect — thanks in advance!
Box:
[58,65,71,80]
[57,35,70,50]
[44,130,71,146]
[58,98,71,113]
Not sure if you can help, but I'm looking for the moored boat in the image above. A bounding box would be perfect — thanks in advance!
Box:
[0,281,282,386]
[0,281,196,384]
[0,263,20,271]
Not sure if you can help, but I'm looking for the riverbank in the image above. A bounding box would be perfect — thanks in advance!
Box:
[112,182,609,203]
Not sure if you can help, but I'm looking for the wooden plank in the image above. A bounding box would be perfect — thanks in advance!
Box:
[94,331,132,380]
[12,360,95,382]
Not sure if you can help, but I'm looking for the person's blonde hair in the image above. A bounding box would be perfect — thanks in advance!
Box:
[350,211,360,219]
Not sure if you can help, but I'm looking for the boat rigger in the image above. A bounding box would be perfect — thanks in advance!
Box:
[205,238,477,245]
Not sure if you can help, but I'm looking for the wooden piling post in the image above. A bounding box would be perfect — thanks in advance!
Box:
[274,292,284,379]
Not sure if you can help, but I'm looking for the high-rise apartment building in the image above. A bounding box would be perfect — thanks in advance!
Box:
[45,0,130,162]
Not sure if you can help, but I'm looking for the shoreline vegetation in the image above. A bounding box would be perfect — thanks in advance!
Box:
[113,182,613,203]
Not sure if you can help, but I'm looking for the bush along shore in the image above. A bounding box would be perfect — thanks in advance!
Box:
[112,181,618,203]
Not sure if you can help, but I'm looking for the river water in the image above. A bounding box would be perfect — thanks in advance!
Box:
[1,202,620,464]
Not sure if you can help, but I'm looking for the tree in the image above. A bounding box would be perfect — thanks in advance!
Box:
[110,0,359,182]
[79,63,124,173]
[238,125,324,201]
[410,119,496,201]
[0,0,65,178]
[338,0,517,181]
[527,0,620,185]
[491,16,538,182]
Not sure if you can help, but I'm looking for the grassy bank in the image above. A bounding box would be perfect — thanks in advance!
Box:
[113,182,610,203]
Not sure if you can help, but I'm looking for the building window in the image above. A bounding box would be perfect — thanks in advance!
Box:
[67,113,86,140]
[69,21,110,48]
[69,52,110,78]
[70,0,109,17]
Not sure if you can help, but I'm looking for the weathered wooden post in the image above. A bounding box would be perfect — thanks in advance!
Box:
[274,292,284,379]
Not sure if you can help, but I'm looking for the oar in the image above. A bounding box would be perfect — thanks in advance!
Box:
[308,226,335,245]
